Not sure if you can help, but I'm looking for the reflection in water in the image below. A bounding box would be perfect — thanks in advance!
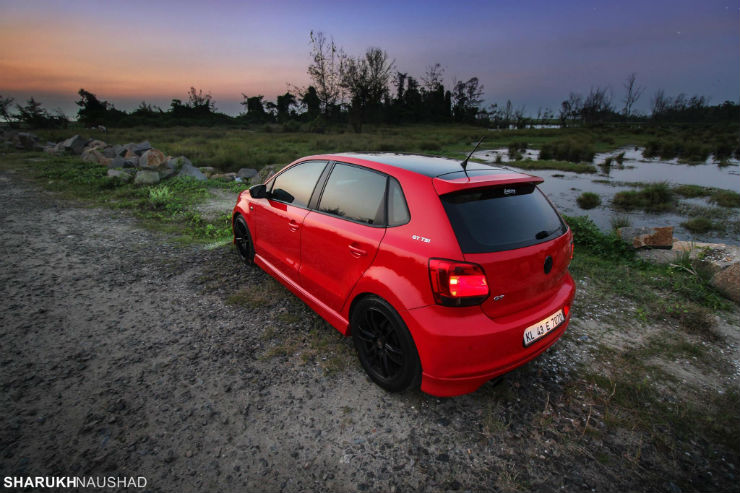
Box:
[474,147,740,246]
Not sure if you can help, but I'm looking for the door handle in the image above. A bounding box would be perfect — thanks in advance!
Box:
[348,244,367,257]
[288,220,300,232]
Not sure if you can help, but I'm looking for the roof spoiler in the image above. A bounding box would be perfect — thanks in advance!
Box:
[432,173,544,195]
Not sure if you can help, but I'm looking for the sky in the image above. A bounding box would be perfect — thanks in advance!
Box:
[0,0,738,117]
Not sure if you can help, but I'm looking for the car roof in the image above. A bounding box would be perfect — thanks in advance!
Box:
[331,152,509,178]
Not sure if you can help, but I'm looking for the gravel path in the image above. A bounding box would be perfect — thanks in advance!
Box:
[0,169,736,492]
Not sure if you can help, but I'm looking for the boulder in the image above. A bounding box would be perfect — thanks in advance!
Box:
[237,167,258,180]
[177,162,206,181]
[13,132,39,150]
[617,226,673,249]
[123,156,139,168]
[108,156,126,168]
[139,148,166,169]
[132,141,152,156]
[107,169,132,183]
[165,156,192,170]
[81,148,110,166]
[62,135,90,154]
[710,263,740,304]
[250,165,277,185]
[158,166,177,180]
[134,170,160,185]
[211,173,235,181]
[199,166,217,178]
[101,146,117,158]
[85,139,107,150]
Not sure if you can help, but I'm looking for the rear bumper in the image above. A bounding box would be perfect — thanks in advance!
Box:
[403,274,575,397]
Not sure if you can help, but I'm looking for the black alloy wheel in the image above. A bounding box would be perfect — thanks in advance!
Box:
[351,296,421,392]
[233,215,254,264]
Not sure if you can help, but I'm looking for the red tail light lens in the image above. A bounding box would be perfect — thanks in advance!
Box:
[429,259,489,306]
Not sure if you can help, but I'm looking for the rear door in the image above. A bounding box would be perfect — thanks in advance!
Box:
[253,160,327,283]
[299,163,387,312]
[439,182,572,319]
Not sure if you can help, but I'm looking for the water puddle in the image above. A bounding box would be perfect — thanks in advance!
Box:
[475,147,740,245]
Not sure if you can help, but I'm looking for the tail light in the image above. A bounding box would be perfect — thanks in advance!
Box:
[429,258,489,307]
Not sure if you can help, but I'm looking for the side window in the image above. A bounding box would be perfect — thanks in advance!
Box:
[270,161,327,208]
[318,163,387,225]
[387,178,410,226]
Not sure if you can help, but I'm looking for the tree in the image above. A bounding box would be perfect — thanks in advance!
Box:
[240,94,267,122]
[340,47,394,131]
[76,89,110,125]
[0,94,15,125]
[451,77,484,122]
[581,87,613,124]
[276,92,297,121]
[307,31,344,116]
[622,73,645,116]
[300,86,321,120]
[559,93,583,127]
[421,63,445,92]
[186,87,215,113]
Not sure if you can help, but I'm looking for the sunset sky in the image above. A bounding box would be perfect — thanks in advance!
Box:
[0,0,737,117]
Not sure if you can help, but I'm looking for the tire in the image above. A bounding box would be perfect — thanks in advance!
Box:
[351,296,421,392]
[233,215,255,265]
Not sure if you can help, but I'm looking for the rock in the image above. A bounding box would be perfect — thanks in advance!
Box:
[211,173,234,181]
[132,141,152,156]
[62,135,90,154]
[85,139,107,150]
[96,125,107,133]
[13,132,39,150]
[165,156,192,170]
[101,146,117,158]
[158,166,177,180]
[710,263,740,304]
[108,156,126,169]
[617,226,673,249]
[139,149,166,169]
[237,168,258,180]
[250,165,277,185]
[123,156,139,168]
[199,166,217,178]
[177,162,206,181]
[81,148,110,166]
[107,169,132,183]
[134,170,160,185]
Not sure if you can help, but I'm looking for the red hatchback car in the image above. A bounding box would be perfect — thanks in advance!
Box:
[232,153,575,397]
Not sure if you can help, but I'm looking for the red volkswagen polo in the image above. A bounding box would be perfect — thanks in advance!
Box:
[232,153,575,397]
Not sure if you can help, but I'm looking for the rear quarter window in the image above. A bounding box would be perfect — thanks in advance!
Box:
[441,183,566,253]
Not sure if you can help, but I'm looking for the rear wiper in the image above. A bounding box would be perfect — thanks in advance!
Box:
[535,228,558,240]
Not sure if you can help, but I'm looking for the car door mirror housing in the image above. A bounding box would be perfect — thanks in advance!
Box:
[249,184,268,199]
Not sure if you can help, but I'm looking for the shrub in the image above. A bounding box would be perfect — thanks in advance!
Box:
[563,215,633,259]
[674,184,710,198]
[148,185,173,209]
[576,192,601,209]
[710,190,740,208]
[540,139,595,163]
[681,217,713,234]
[610,215,631,230]
[613,182,674,212]
[599,157,613,173]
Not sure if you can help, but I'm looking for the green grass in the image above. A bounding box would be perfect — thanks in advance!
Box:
[576,192,601,209]
[710,189,740,208]
[681,217,715,234]
[612,182,675,212]
[1,151,242,242]
[509,159,596,173]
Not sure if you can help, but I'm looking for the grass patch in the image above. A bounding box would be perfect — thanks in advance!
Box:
[226,279,288,309]
[576,192,601,209]
[612,182,675,212]
[681,217,715,234]
[709,189,740,208]
[509,159,596,173]
[539,139,595,163]
[610,215,631,230]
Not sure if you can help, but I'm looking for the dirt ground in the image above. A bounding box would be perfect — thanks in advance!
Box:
[1,168,738,493]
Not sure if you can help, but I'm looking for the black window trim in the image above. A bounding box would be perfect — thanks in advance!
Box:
[266,159,330,210]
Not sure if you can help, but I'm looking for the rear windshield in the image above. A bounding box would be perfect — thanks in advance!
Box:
[440,184,566,253]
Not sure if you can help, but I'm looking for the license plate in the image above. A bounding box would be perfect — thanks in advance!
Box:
[523,309,564,347]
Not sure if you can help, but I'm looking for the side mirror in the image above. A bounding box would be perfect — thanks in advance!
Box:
[249,184,268,199]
